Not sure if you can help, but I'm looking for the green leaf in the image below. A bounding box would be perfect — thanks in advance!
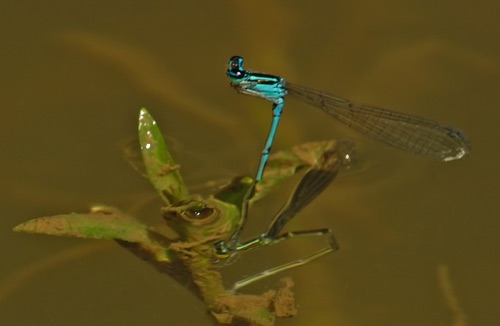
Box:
[13,206,190,286]
[13,206,157,243]
[214,176,254,209]
[138,108,188,204]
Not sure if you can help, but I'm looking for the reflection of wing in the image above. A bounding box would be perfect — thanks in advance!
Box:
[265,141,353,238]
[120,136,147,177]
[116,236,201,300]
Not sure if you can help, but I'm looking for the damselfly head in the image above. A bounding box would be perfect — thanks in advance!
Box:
[227,55,248,81]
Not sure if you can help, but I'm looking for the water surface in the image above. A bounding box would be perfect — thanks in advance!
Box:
[1,1,498,325]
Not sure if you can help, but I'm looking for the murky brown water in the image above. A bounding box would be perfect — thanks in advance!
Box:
[1,1,498,325]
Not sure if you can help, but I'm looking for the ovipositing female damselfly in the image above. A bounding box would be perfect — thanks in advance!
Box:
[14,108,353,325]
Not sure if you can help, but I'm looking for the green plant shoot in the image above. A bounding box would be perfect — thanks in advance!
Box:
[13,108,353,326]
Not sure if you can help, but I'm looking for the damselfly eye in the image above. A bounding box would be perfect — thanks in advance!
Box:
[229,55,243,68]
[227,56,247,79]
